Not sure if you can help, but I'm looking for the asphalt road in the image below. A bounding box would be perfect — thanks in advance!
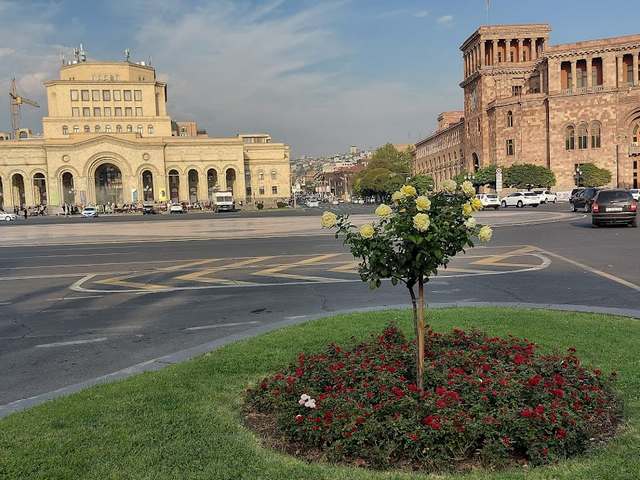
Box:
[1,203,639,408]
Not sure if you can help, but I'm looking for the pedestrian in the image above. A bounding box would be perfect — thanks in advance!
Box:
[23,207,28,220]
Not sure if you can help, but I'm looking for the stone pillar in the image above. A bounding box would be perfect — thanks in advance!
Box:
[505,39,512,62]
[198,169,208,202]
[571,60,577,91]
[618,55,625,87]
[633,53,639,86]
[517,39,523,62]
[480,41,485,68]
[492,40,498,65]
[178,172,189,202]
[586,57,593,88]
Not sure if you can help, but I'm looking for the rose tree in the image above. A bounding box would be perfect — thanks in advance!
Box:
[321,180,492,389]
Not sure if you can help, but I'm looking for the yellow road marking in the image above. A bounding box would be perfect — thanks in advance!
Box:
[95,272,167,290]
[174,257,271,285]
[329,260,360,273]
[160,258,221,272]
[253,253,344,282]
[472,246,537,267]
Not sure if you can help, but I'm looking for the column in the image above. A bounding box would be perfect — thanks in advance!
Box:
[618,55,625,87]
[480,41,485,68]
[198,170,208,202]
[505,39,511,62]
[492,40,498,65]
[586,57,593,89]
[571,60,577,91]
[633,53,639,86]
[517,39,523,62]
[179,172,189,202]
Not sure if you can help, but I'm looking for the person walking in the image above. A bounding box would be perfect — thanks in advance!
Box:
[23,207,28,220]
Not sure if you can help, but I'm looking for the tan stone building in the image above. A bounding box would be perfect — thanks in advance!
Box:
[416,24,640,191]
[0,54,290,210]
[414,111,465,185]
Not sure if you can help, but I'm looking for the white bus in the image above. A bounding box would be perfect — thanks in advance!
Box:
[214,191,235,212]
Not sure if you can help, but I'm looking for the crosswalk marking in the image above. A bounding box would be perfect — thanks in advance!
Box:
[253,253,346,282]
[174,257,270,285]
[95,272,167,291]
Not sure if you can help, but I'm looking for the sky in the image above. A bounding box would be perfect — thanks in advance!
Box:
[1,0,640,157]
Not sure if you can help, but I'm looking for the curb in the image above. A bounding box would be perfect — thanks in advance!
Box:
[1,301,638,419]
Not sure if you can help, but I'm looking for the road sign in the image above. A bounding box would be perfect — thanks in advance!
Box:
[496,168,503,192]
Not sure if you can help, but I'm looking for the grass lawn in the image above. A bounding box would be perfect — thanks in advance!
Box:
[1,307,639,480]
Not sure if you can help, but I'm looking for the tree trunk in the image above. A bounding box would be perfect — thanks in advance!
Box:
[408,284,418,341]
[416,276,426,391]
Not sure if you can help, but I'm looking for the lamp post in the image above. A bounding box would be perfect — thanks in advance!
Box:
[575,166,583,187]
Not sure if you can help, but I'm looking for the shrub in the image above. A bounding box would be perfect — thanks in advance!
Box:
[247,325,621,472]
[276,201,288,208]
[256,201,264,210]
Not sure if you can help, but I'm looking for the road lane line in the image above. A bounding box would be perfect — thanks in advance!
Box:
[35,337,108,348]
[174,257,270,285]
[253,253,345,282]
[184,321,260,331]
[534,246,640,292]
[46,296,103,301]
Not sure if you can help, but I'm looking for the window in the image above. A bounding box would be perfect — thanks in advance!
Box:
[507,110,513,128]
[104,107,111,117]
[62,125,68,135]
[506,139,515,156]
[72,107,80,117]
[565,125,575,150]
[123,90,132,101]
[148,125,154,134]
[95,125,101,133]
[73,125,79,133]
[137,125,143,135]
[102,90,111,101]
[246,187,252,196]
[272,186,278,195]
[258,171,264,181]
[512,85,522,96]
[135,107,143,116]
[113,90,121,101]
[271,170,277,180]
[591,122,601,148]
[81,90,90,101]
[259,186,265,195]
[116,125,122,133]
[115,107,122,116]
[92,90,100,101]
[70,90,79,101]
[105,125,111,133]
[126,124,133,132]
[82,107,90,117]
[93,107,101,116]
[577,123,588,149]
[134,90,142,101]
[125,107,132,116]
[84,125,90,133]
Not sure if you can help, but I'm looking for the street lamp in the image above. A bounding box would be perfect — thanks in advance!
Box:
[574,166,583,187]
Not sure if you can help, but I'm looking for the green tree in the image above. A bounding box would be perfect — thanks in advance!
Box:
[354,144,413,200]
[474,165,497,188]
[322,181,492,389]
[504,164,556,189]
[407,174,434,194]
[579,163,612,187]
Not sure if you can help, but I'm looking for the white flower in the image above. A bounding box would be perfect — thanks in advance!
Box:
[415,196,431,212]
[298,393,311,405]
[461,180,476,196]
[391,191,405,203]
[304,399,316,409]
[464,217,477,229]
[478,225,493,243]
[375,204,393,218]
[441,179,457,193]
[359,223,375,239]
[321,211,337,228]
[412,213,430,232]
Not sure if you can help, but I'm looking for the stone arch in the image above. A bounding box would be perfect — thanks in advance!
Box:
[471,153,480,172]
[167,168,181,203]
[10,171,26,207]
[206,168,219,200]
[225,167,237,194]
[31,170,48,205]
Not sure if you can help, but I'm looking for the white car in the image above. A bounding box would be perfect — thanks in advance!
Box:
[0,211,18,222]
[169,203,185,214]
[534,189,557,204]
[475,193,500,210]
[81,206,98,218]
[630,189,640,201]
[306,199,320,208]
[500,192,540,208]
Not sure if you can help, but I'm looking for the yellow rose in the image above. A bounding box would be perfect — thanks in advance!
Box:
[471,197,484,211]
[412,213,430,232]
[400,184,417,198]
[462,203,473,217]
[375,204,393,218]
[478,225,493,243]
[415,196,431,212]
[464,217,477,229]
[391,191,405,203]
[461,180,476,197]
[441,179,457,193]
[321,211,337,228]
[359,223,375,239]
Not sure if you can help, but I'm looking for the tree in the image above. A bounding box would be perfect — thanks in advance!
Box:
[321,181,492,390]
[354,144,412,201]
[474,165,497,188]
[407,174,434,195]
[504,164,556,189]
[579,163,612,187]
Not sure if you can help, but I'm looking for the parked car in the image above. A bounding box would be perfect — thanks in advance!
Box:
[475,193,500,210]
[569,188,585,208]
[571,187,600,212]
[81,206,98,218]
[142,203,157,215]
[629,188,640,201]
[591,189,637,227]
[306,199,320,208]
[500,192,540,208]
[534,189,557,204]
[169,203,185,214]
[0,211,18,222]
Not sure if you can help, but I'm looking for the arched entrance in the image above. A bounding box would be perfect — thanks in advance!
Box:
[472,153,480,172]
[188,169,199,203]
[95,163,123,205]
[225,168,236,194]
[142,170,154,202]
[168,169,180,203]
[12,174,25,207]
[62,172,75,205]
[207,169,218,200]
[33,173,47,205]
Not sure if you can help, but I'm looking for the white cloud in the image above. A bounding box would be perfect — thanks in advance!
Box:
[414,10,429,18]
[437,15,454,26]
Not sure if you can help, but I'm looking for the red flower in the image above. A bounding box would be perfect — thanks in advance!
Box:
[481,363,491,372]
[555,428,567,440]
[436,398,447,409]
[527,374,543,386]
[534,404,545,416]
[391,386,405,399]
[407,433,419,442]
[513,354,526,365]
[408,383,419,392]
[422,415,441,430]
[553,373,565,386]
[520,407,534,418]
[551,388,565,398]
[295,414,304,424]
[501,436,511,448]
[295,367,304,377]
[435,386,447,396]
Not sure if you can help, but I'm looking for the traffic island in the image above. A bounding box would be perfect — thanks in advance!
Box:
[0,307,639,480]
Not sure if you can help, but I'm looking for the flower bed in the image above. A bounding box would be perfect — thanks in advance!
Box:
[246,325,622,473]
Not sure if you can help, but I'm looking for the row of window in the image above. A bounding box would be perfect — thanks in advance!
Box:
[565,122,602,150]
[246,186,279,196]
[71,106,144,117]
[252,171,278,181]
[62,124,154,135]
[70,89,142,102]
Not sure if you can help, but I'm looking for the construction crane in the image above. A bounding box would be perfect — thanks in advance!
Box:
[9,78,39,139]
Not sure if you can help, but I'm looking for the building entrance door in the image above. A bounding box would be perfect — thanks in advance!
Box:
[95,163,123,205]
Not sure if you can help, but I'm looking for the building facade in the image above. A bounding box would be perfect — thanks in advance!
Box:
[416,24,640,191]
[0,55,290,210]
[414,111,465,185]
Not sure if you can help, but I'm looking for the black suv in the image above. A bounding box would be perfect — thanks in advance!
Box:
[571,187,600,212]
[592,190,637,227]
[569,188,584,209]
